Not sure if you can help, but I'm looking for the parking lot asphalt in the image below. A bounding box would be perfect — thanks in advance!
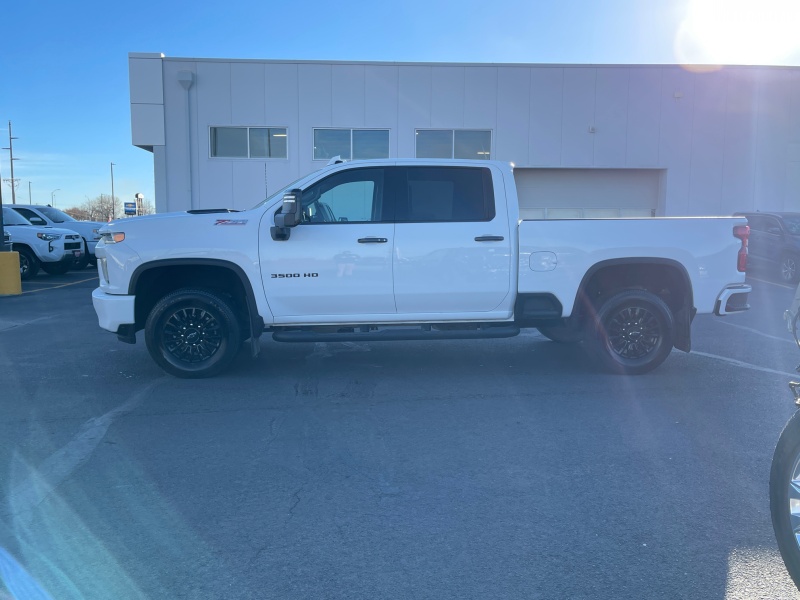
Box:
[1,268,800,599]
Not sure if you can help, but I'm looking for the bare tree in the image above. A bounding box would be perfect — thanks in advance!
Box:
[64,194,155,221]
[64,195,123,222]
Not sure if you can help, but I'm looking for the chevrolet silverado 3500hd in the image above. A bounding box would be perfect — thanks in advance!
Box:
[92,160,751,378]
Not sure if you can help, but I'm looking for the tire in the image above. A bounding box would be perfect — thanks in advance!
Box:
[537,321,584,344]
[589,290,674,375]
[16,247,40,280]
[41,262,70,275]
[770,409,800,590]
[145,289,242,379]
[781,254,799,285]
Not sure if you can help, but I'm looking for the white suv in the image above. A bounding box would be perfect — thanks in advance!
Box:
[11,205,103,268]
[3,207,83,279]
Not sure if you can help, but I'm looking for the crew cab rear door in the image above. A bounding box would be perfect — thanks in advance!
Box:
[260,167,396,318]
[391,165,512,314]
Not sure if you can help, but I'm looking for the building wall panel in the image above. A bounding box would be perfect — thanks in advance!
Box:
[593,68,629,167]
[332,64,366,127]
[398,66,432,157]
[658,67,695,214]
[688,70,727,215]
[496,67,530,165]
[231,63,265,125]
[431,67,465,129]
[529,68,564,166]
[464,67,497,129]
[625,68,661,167]
[560,68,595,166]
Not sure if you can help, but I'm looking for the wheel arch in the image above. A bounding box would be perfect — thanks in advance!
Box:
[571,258,694,352]
[129,259,264,339]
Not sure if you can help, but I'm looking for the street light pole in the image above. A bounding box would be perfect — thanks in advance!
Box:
[51,188,60,206]
[110,162,116,220]
[28,181,31,204]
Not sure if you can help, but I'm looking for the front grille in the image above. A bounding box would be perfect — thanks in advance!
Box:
[64,243,81,250]
[65,234,80,240]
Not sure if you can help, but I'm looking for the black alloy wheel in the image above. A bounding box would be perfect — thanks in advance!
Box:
[145,288,242,378]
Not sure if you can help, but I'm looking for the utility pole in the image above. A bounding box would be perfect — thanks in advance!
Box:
[0,161,5,251]
[2,121,18,204]
[28,181,31,204]
[110,162,116,220]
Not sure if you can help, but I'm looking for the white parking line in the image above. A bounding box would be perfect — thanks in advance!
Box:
[715,319,797,344]
[691,350,798,378]
[747,276,795,290]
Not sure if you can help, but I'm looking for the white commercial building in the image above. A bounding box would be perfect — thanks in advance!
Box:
[128,52,800,217]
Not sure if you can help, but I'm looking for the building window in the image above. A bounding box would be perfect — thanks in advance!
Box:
[313,129,390,161]
[210,127,287,158]
[415,129,492,160]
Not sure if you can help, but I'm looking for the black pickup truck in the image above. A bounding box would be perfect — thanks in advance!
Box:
[735,212,800,284]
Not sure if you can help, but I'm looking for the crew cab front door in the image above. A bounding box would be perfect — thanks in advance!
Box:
[261,167,396,319]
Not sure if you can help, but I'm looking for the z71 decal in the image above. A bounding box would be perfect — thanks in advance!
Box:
[214,219,248,226]
[271,273,319,278]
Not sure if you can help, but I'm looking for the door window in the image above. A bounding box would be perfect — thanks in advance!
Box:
[396,167,495,222]
[13,208,47,226]
[299,168,388,224]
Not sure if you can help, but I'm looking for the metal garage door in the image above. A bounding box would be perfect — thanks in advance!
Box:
[514,168,663,219]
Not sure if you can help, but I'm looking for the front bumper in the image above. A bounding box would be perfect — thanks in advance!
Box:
[92,287,135,333]
[714,284,752,316]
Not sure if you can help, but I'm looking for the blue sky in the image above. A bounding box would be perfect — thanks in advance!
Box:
[1,0,799,211]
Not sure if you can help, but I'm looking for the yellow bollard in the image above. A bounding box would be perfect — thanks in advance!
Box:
[0,252,22,296]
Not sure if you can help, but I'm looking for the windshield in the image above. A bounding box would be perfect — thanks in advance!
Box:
[2,207,32,225]
[37,206,76,223]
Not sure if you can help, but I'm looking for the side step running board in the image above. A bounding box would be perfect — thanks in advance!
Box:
[272,326,520,343]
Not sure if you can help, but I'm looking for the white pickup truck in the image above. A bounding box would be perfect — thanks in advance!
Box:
[92,159,751,378]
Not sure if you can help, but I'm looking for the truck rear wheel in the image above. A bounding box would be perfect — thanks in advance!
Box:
[145,288,242,379]
[589,290,673,375]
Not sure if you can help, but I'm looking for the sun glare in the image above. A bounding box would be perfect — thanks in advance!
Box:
[675,0,800,65]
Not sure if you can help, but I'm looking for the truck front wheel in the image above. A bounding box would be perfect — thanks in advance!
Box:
[17,247,40,280]
[589,290,673,375]
[145,289,242,379]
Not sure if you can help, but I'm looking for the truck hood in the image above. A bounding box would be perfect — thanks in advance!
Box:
[99,209,261,255]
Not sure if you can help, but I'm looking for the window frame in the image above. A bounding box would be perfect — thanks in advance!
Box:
[312,128,391,161]
[394,166,496,223]
[414,129,493,160]
[209,126,289,159]
[295,167,393,225]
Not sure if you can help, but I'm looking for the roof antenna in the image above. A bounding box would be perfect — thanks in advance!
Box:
[326,155,347,166]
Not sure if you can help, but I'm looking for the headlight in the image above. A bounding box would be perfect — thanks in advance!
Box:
[92,228,101,240]
[37,232,62,241]
[100,232,125,244]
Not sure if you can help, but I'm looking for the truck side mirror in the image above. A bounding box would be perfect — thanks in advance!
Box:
[275,189,302,228]
[271,189,302,241]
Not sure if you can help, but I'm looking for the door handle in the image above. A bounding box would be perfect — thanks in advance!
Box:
[357,237,388,243]
[474,235,504,242]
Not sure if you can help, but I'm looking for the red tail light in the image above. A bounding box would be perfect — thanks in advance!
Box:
[733,224,749,272]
